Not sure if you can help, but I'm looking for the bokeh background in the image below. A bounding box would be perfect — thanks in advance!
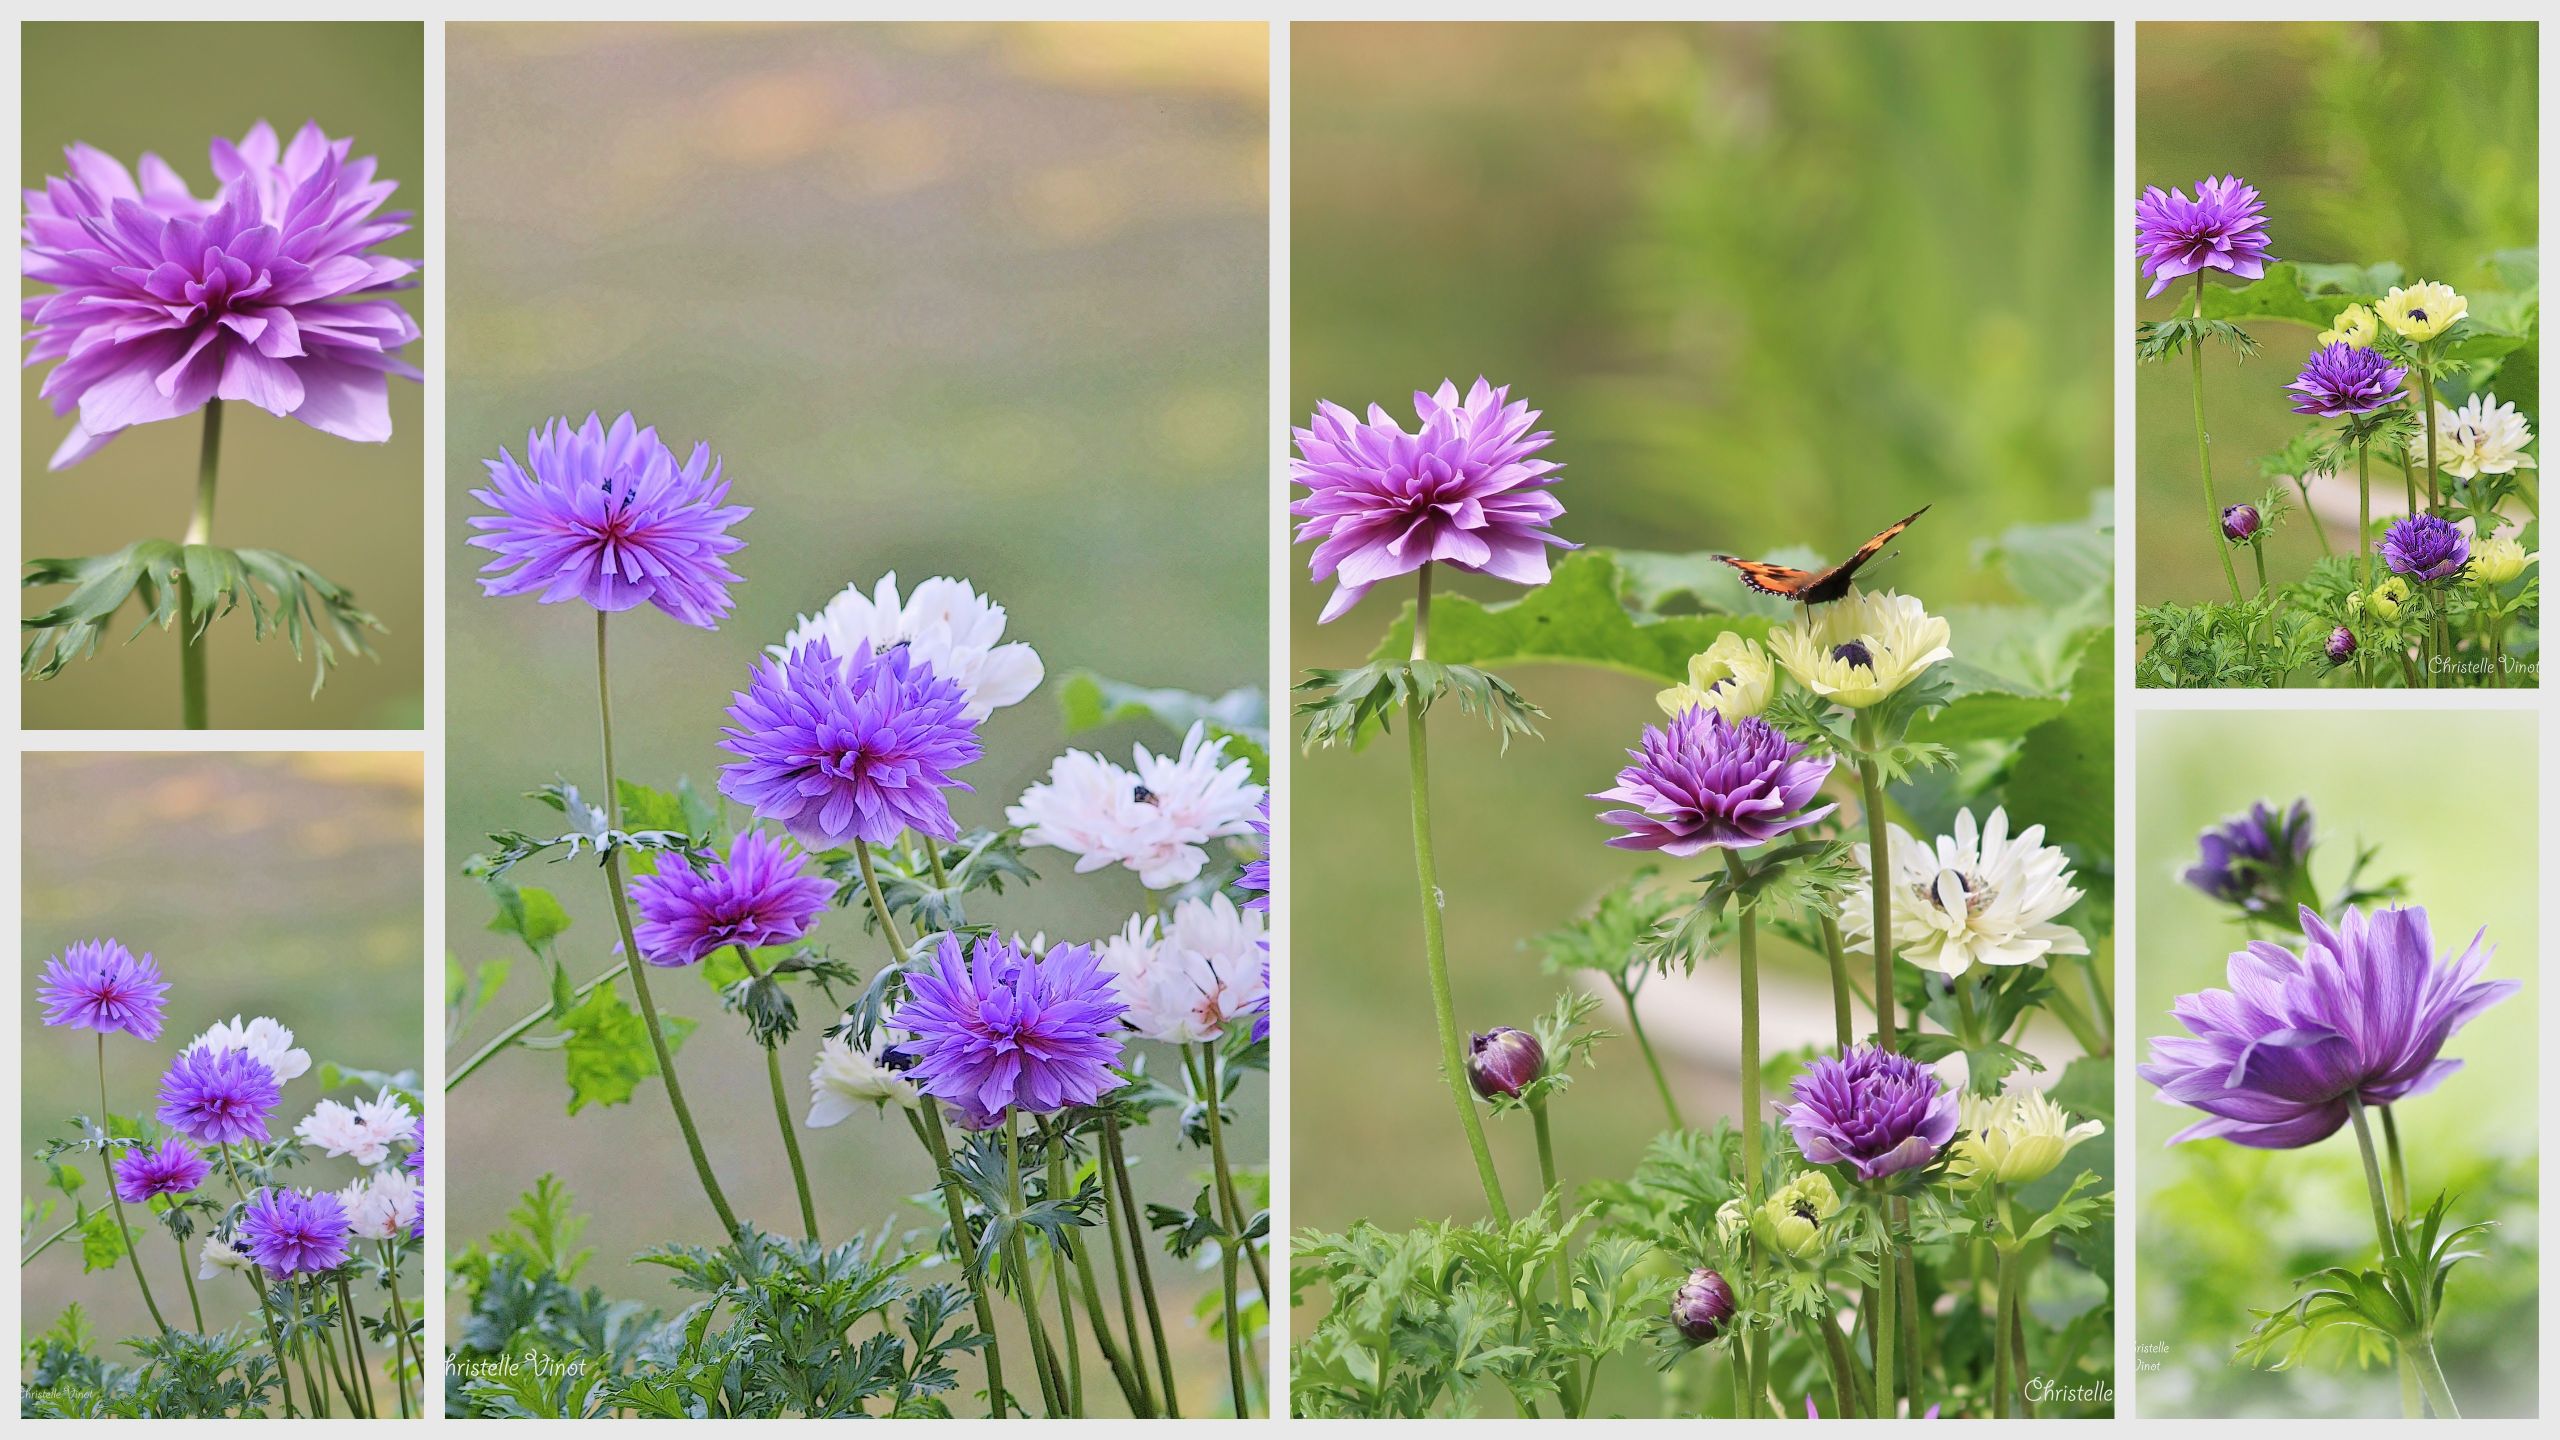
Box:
[441,22,1267,1404]
[2134,22,2539,606]
[19,22,427,730]
[1290,20,2111,1406]
[2133,711,2539,1418]
[20,751,426,1350]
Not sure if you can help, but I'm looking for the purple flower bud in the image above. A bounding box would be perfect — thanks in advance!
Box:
[1828,640,1875,670]
[1672,1267,1737,1345]
[2325,625,2357,666]
[1467,1027,1544,1099]
[2221,504,2260,542]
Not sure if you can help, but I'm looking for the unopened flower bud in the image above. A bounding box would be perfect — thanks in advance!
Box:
[2369,575,2409,620]
[2221,504,2260,542]
[1671,1267,1737,1346]
[1466,1027,1543,1099]
[2325,626,2357,666]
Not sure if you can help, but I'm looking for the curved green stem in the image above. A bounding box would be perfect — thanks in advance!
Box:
[2190,274,2244,603]
[907,1107,1009,1417]
[2295,477,2332,555]
[339,1273,380,1418]
[731,945,820,1241]
[382,1243,417,1418]
[1723,849,1770,1414]
[1106,1113,1180,1416]
[2380,1103,2408,1222]
[448,961,630,1089]
[2406,1337,2461,1419]
[2418,368,2442,510]
[1003,1120,1066,1415]
[1197,1044,1262,1415]
[2349,1098,2460,1415]
[175,1226,206,1331]
[96,1036,171,1334]
[1855,750,1897,1051]
[1817,916,1856,1054]
[2356,442,2375,684]
[1092,1117,1156,1418]
[1873,1207,1899,1415]
[1617,978,1687,1129]
[595,611,738,1235]
[179,400,223,729]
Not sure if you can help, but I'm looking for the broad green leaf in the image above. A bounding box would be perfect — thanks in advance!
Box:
[2003,630,2113,861]
[1365,548,1767,682]
[2198,261,2380,328]
[78,1208,129,1273]
[486,879,572,951]
[559,986,693,1115]
[1057,671,1268,746]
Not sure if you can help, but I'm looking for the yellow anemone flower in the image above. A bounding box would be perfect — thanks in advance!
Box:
[1657,631,1777,721]
[2378,282,2466,342]
[1949,1084,2104,1189]
[2471,535,2534,587]
[1767,588,1953,709]
[2317,303,2377,350]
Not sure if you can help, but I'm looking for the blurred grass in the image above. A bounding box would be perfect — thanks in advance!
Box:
[20,752,426,1348]
[1289,23,2111,1408]
[440,23,1267,1405]
[2134,22,2538,607]
[19,22,427,730]
[2132,712,2539,1418]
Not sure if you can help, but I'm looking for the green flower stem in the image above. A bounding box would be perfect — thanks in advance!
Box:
[2037,979,2109,1059]
[1872,1204,1899,1415]
[382,1243,417,1418]
[904,1107,1009,1418]
[1404,564,1510,1223]
[174,1226,206,1330]
[1002,1120,1068,1415]
[446,960,630,1089]
[2251,543,2270,602]
[1105,1112,1181,1417]
[2429,587,2452,689]
[1197,1048,1270,1302]
[2356,442,2375,684]
[179,399,224,729]
[1722,849,1770,1415]
[1060,1141,1147,1417]
[293,1279,333,1416]
[1854,746,1898,1052]
[595,612,739,1235]
[1897,1224,1922,1414]
[2348,1098,2460,1418]
[1615,976,1686,1129]
[2190,274,2245,603]
[339,1273,380,1418]
[217,1145,297,1417]
[1817,917,1856,1054]
[2006,1252,2032,1416]
[1043,1154,1085,1418]
[1815,1287,1862,1417]
[1993,1244,2013,1418]
[95,1035,171,1335]
[1526,1089,1572,1330]
[1195,1045,1256,1416]
[2295,477,2333,555]
[2399,448,2419,519]
[22,1216,81,1266]
[2406,1338,2461,1420]
[1091,1123,1157,1421]
[730,945,820,1242]
[2380,1104,2409,1221]
[2418,369,2442,509]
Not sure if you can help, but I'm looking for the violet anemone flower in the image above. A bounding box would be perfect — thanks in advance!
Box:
[112,1138,210,1204]
[468,411,748,628]
[629,829,833,968]
[1593,709,1837,855]
[2378,513,2471,583]
[2181,799,2313,917]
[889,934,1126,1120]
[2135,175,2273,299]
[1290,378,1570,622]
[22,121,420,469]
[156,1046,282,1146]
[2139,904,2517,1149]
[237,1188,351,1276]
[37,939,168,1040]
[1782,1046,1965,1183]
[2325,626,2358,666]
[2286,342,2407,418]
[717,639,981,849]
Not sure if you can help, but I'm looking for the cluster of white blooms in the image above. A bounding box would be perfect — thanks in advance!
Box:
[777,572,1045,722]
[2434,392,2538,481]
[337,1168,423,1241]
[294,1090,417,1167]
[184,1015,311,1082]
[1011,723,1265,890]
[1097,894,1268,1044]
[806,1029,920,1123]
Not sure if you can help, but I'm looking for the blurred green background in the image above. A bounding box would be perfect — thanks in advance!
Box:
[19,22,427,730]
[2133,712,2539,1418]
[20,752,426,1349]
[1290,17,2109,1273]
[441,22,1267,1398]
[2134,22,2538,607]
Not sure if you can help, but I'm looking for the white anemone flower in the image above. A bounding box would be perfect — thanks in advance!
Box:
[199,1233,250,1279]
[806,1031,919,1123]
[1840,806,2086,977]
[1948,1078,2105,1189]
[1010,722,1264,890]
[778,571,1044,721]
[339,1169,422,1241]
[2434,392,2538,480]
[293,1090,414,1166]
[183,1015,311,1084]
[1767,588,1953,709]
[1097,896,1269,1044]
[1656,631,1777,721]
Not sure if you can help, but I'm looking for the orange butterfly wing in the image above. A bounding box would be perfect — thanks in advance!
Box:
[1716,505,1930,605]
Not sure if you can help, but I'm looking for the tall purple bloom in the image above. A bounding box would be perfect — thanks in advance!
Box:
[1783,1046,1962,1183]
[22,121,420,470]
[406,1120,426,1241]
[2378,513,2471,583]
[468,411,748,629]
[1593,709,1837,855]
[112,1139,210,1204]
[2140,904,2516,1149]
[2286,342,2407,418]
[629,829,834,968]
[2181,799,2313,916]
[2135,175,2274,299]
[890,934,1126,1121]
[1290,378,1571,622]
[237,1188,350,1276]
[37,939,169,1040]
[718,639,981,848]
[1239,794,1270,912]
[156,1046,282,1146]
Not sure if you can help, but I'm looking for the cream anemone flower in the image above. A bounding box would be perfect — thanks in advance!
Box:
[2377,281,2465,343]
[2434,392,2537,480]
[806,1031,919,1122]
[1656,631,1777,721]
[2316,303,2377,350]
[1767,588,1952,709]
[1841,806,2086,976]
[2470,535,2534,587]
[1948,1079,2105,1189]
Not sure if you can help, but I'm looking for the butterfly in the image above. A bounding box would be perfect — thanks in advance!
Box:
[1715,506,1930,606]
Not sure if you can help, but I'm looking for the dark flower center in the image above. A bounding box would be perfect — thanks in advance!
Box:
[1830,641,1874,670]
[1792,1200,1819,1223]
[2408,308,2428,322]
[1132,784,1159,805]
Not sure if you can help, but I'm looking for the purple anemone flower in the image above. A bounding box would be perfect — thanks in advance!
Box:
[407,1120,425,1241]
[2286,342,2408,418]
[237,1188,350,1276]
[1593,709,1837,855]
[2221,504,2261,542]
[890,933,1126,1120]
[718,639,981,849]
[112,1138,211,1204]
[22,121,420,470]
[37,939,169,1040]
[468,411,748,629]
[1290,378,1572,623]
[156,1046,282,1146]
[2378,513,2471,583]
[2140,904,2517,1149]
[1783,1046,1961,1183]
[629,829,833,968]
[2182,799,2313,916]
[1240,793,1270,912]
[2135,175,2274,299]
[2325,626,2358,666]
[1671,1267,1737,1345]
